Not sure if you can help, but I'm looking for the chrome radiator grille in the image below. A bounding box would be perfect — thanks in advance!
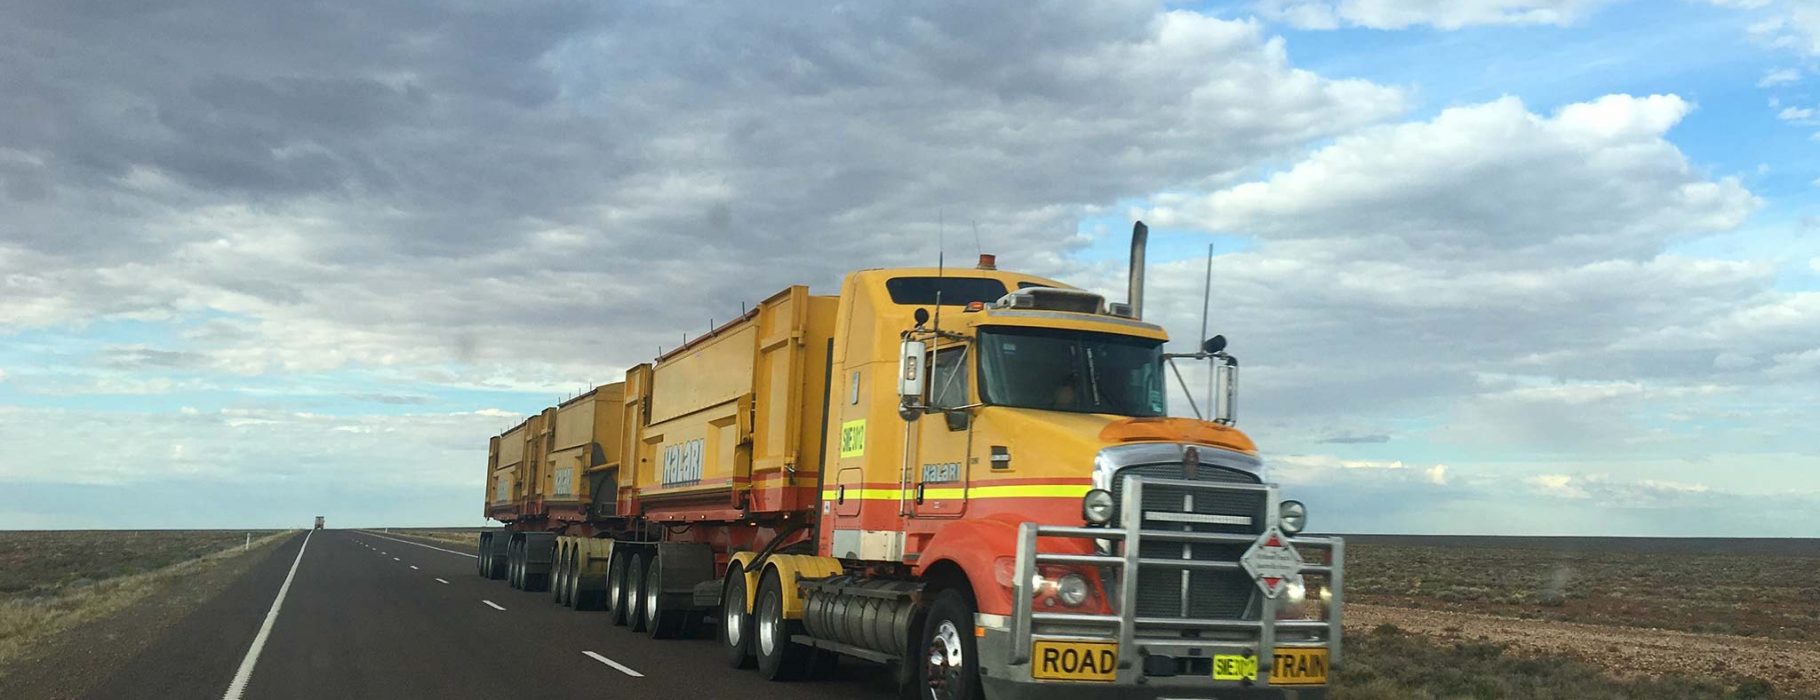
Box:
[1115,463,1264,620]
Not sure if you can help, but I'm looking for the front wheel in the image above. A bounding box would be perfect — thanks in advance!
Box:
[919,590,983,700]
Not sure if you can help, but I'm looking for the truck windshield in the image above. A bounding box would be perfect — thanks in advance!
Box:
[978,327,1166,416]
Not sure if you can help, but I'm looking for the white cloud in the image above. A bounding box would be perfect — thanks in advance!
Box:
[1711,1,1820,55]
[1760,67,1802,86]
[1258,0,1614,29]
[1149,94,1755,262]
[0,4,1406,385]
[1778,105,1816,121]
[1424,464,1449,485]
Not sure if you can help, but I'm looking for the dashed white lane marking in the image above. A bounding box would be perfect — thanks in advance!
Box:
[583,651,644,677]
[360,531,479,559]
[410,565,419,570]
[393,557,401,561]
[435,578,449,584]
[221,530,312,700]
[482,600,506,611]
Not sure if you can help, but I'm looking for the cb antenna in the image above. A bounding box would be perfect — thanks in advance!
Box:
[972,220,981,257]
[1201,242,1214,411]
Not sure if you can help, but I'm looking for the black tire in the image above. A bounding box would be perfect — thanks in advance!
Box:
[552,543,570,605]
[606,549,630,625]
[476,535,488,577]
[507,540,521,589]
[644,551,686,639]
[720,567,755,668]
[566,546,588,610]
[755,568,811,681]
[625,552,648,633]
[918,590,983,700]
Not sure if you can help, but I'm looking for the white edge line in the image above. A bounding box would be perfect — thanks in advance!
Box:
[359,530,479,559]
[221,530,312,700]
[583,651,644,677]
[434,578,449,584]
[482,599,505,611]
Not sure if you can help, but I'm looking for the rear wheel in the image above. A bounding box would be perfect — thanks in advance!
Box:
[720,567,754,668]
[552,543,571,606]
[606,549,630,625]
[566,545,588,610]
[507,540,522,589]
[644,551,689,639]
[625,552,649,633]
[919,590,983,700]
[755,569,811,681]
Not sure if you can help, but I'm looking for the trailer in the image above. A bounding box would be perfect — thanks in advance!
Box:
[314,516,324,530]
[480,224,1341,699]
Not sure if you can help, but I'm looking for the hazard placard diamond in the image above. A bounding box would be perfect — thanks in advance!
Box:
[1239,527,1303,599]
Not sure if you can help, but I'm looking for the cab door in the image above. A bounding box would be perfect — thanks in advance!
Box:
[910,344,971,518]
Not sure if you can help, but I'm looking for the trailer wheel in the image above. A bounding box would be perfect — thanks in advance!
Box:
[552,543,570,606]
[644,551,687,639]
[720,568,755,668]
[755,568,812,681]
[625,551,649,633]
[919,590,983,700]
[476,534,488,577]
[506,540,519,589]
[565,545,589,610]
[606,549,631,625]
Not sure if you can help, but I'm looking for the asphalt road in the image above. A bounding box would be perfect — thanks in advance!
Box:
[82,529,906,700]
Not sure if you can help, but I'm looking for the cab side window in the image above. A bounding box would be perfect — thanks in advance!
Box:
[929,347,968,408]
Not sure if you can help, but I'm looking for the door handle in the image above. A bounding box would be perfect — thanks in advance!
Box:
[837,484,846,505]
[915,482,926,505]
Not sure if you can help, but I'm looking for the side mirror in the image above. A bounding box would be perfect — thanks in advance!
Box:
[1203,335,1226,355]
[913,308,931,328]
[1213,361,1238,425]
[899,339,927,401]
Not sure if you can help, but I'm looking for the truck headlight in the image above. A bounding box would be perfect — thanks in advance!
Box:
[1082,489,1114,525]
[1279,500,1307,535]
[1057,574,1090,607]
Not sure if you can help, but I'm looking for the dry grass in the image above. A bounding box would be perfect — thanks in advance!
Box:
[1345,536,1820,641]
[0,530,293,669]
[1334,623,1788,700]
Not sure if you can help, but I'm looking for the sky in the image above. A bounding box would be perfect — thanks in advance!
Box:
[1,0,1816,535]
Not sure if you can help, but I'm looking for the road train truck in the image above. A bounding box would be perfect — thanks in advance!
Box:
[478,223,1342,699]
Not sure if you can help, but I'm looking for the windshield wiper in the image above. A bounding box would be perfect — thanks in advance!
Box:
[1084,345,1102,406]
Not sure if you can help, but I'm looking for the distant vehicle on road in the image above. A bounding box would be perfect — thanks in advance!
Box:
[477,223,1339,699]
[314,516,325,530]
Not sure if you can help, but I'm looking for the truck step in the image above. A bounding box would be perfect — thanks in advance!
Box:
[790,634,898,665]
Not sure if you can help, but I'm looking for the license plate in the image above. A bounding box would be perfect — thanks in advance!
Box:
[1213,649,1328,685]
[1031,640,1117,682]
[1270,648,1329,685]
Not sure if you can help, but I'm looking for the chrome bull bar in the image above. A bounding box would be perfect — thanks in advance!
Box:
[1009,475,1345,685]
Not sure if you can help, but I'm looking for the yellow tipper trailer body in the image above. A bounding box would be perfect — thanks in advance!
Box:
[543,384,626,523]
[487,420,529,519]
[620,285,838,521]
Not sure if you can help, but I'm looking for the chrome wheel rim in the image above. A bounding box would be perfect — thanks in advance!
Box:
[925,620,964,700]
[757,589,779,656]
[723,580,744,647]
[645,561,661,627]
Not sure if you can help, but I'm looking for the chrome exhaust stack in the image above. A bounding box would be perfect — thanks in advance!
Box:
[1128,221,1147,320]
